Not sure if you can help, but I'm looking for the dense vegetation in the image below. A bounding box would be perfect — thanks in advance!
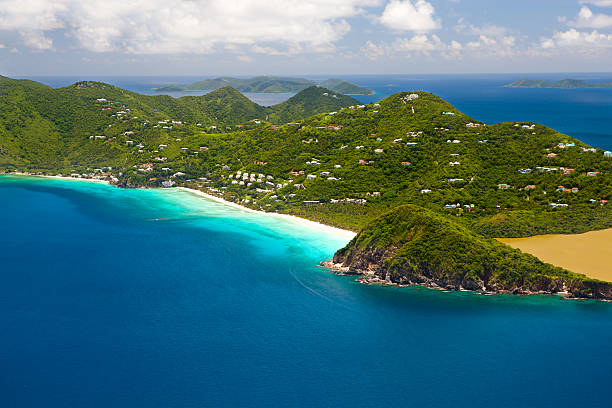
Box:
[506,78,612,89]
[332,205,612,298]
[1,75,610,241]
[156,76,374,94]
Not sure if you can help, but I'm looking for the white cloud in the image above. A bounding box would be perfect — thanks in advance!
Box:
[361,34,462,59]
[0,0,382,54]
[454,20,519,57]
[553,28,612,47]
[466,34,518,57]
[532,28,612,55]
[573,6,612,28]
[360,40,387,59]
[237,55,253,63]
[379,0,440,31]
[21,31,54,50]
[580,0,612,7]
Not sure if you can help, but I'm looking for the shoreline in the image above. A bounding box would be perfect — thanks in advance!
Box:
[174,187,357,241]
[319,261,610,302]
[3,173,356,241]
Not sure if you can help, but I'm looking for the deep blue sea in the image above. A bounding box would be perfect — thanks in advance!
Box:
[21,73,612,150]
[1,175,612,407]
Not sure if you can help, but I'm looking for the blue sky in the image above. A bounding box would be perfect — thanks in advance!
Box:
[1,0,612,76]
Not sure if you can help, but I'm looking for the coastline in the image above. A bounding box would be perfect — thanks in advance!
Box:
[3,173,356,241]
[175,187,357,241]
[319,261,611,301]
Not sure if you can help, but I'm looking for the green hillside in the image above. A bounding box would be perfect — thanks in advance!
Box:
[267,87,360,123]
[1,77,610,240]
[319,79,374,95]
[156,76,374,95]
[330,205,612,298]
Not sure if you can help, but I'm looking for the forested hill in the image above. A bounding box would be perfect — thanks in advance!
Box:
[328,205,612,299]
[156,76,374,95]
[1,77,611,243]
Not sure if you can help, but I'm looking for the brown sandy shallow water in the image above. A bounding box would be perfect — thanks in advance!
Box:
[498,228,612,282]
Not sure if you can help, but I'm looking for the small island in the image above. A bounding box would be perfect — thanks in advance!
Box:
[155,76,375,95]
[506,78,612,89]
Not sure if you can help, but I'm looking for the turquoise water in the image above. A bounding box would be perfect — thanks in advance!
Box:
[1,175,612,407]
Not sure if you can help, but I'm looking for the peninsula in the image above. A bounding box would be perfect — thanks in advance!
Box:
[505,78,612,89]
[1,75,611,299]
[155,76,375,95]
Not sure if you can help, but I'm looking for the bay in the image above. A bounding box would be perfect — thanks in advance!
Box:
[1,175,612,407]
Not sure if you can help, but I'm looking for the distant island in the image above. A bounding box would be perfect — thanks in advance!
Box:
[155,76,375,95]
[506,78,612,89]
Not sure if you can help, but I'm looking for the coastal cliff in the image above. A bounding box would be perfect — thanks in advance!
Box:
[324,205,612,300]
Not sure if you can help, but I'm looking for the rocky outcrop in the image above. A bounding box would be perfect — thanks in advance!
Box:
[322,205,612,301]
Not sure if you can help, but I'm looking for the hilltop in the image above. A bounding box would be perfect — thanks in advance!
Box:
[506,78,612,89]
[325,205,612,299]
[156,76,374,95]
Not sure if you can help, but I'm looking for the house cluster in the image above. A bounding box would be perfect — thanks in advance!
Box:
[536,166,559,172]
[442,112,455,116]
[557,142,576,148]
[403,94,419,102]
[329,198,367,205]
[358,159,375,165]
[518,168,532,174]
[556,185,579,193]
[407,131,423,137]
[445,203,475,210]
[138,163,154,172]
[514,123,535,130]
[562,167,575,175]
[466,123,482,128]
[226,171,286,190]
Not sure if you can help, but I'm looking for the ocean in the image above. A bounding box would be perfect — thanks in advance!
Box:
[21,73,612,151]
[1,175,612,407]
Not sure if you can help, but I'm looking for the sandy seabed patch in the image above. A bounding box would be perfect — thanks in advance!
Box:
[499,229,612,281]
